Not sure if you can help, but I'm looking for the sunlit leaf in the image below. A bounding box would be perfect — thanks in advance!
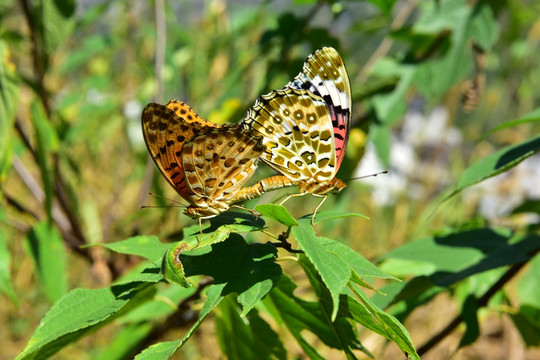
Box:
[17,284,155,360]
[487,107,540,135]
[447,135,540,198]
[348,285,419,359]
[95,235,171,263]
[294,223,350,320]
[311,210,369,224]
[256,204,298,227]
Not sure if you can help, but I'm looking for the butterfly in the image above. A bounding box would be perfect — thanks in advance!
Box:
[241,47,352,223]
[142,100,265,231]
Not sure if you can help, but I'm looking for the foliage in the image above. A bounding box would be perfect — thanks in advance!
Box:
[2,0,540,359]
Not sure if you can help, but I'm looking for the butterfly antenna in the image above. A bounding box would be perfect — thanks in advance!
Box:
[146,192,184,205]
[140,204,186,209]
[345,170,388,182]
[140,193,187,209]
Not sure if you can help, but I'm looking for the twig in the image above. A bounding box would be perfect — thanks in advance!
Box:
[12,155,45,203]
[267,228,304,254]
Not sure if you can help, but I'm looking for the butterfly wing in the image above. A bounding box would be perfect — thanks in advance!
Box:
[142,101,213,204]
[165,99,220,129]
[181,124,264,205]
[287,47,351,170]
[245,88,336,183]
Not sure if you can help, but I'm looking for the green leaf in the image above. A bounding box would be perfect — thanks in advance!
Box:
[134,340,181,360]
[215,296,286,360]
[180,213,265,250]
[163,234,281,314]
[377,232,540,319]
[135,283,226,359]
[372,62,414,125]
[414,0,498,99]
[317,237,397,281]
[114,262,163,285]
[371,276,444,311]
[517,252,540,307]
[367,0,397,16]
[119,285,194,323]
[447,135,540,199]
[0,225,17,305]
[35,0,75,57]
[25,221,67,302]
[59,35,109,73]
[30,101,58,220]
[293,219,394,320]
[95,322,154,360]
[382,229,538,287]
[267,276,365,359]
[348,285,419,360]
[95,235,171,263]
[0,40,19,180]
[458,294,480,348]
[294,223,350,321]
[256,204,298,227]
[510,305,540,347]
[370,123,393,167]
[311,210,369,224]
[487,107,540,135]
[17,283,155,360]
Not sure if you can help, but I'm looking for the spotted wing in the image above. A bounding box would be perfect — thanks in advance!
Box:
[142,101,212,204]
[287,47,351,170]
[165,99,220,129]
[244,88,336,182]
[181,124,265,204]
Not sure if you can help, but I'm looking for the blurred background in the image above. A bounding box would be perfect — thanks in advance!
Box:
[1,0,540,359]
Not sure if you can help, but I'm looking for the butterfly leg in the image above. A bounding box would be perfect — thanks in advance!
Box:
[311,194,328,225]
[230,204,261,219]
[279,192,308,206]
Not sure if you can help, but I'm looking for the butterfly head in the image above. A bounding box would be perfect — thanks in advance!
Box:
[331,178,347,194]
